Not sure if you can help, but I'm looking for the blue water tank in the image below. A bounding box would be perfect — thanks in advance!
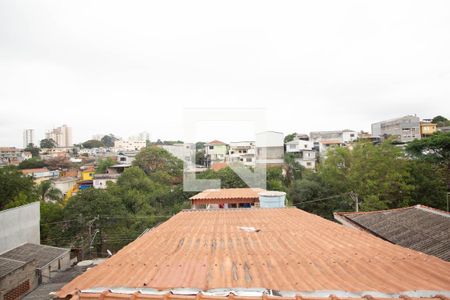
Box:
[258,191,286,208]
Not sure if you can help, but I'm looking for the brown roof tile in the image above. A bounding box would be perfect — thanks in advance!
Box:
[57,208,450,299]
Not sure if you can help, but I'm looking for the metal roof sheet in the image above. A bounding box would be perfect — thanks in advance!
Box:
[56,208,450,299]
[0,243,69,269]
[334,205,450,261]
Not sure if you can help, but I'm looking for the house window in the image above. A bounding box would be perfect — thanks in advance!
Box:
[209,146,214,150]
[307,162,312,166]
[242,150,247,153]
[246,158,252,162]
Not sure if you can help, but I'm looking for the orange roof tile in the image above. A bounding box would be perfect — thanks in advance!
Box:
[190,188,264,200]
[211,163,228,172]
[20,167,49,175]
[57,208,450,299]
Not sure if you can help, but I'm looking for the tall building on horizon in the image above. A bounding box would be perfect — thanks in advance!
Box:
[45,125,73,147]
[23,129,34,148]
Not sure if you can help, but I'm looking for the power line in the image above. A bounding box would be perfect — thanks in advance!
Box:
[293,193,350,206]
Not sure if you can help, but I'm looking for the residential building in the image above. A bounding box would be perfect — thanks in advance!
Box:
[371,115,421,143]
[20,168,59,184]
[116,152,137,165]
[93,174,120,189]
[228,141,255,167]
[0,258,38,300]
[310,129,358,144]
[204,140,228,167]
[190,188,265,209]
[285,139,316,169]
[334,205,450,261]
[56,207,450,300]
[0,243,70,284]
[420,121,437,137]
[45,125,73,147]
[23,129,34,148]
[0,147,27,165]
[114,140,146,152]
[255,131,284,166]
[52,177,78,198]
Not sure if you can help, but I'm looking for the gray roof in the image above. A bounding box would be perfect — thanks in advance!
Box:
[0,257,28,278]
[334,205,450,261]
[0,243,69,269]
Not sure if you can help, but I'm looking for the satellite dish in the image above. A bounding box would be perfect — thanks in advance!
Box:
[107,249,113,257]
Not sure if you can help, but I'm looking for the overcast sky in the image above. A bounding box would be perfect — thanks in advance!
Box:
[1,0,449,146]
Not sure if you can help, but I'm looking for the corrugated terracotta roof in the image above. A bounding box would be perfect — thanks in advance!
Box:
[21,167,49,174]
[190,188,265,200]
[57,208,450,299]
[334,205,450,261]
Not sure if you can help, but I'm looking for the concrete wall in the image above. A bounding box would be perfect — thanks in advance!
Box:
[0,202,40,254]
[0,260,38,300]
[40,251,71,283]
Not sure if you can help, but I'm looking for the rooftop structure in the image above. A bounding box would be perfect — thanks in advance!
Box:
[334,205,450,261]
[190,188,265,208]
[56,208,450,300]
[0,243,69,270]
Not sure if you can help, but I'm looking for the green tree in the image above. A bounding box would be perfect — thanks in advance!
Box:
[40,138,57,148]
[17,158,46,170]
[284,133,297,143]
[37,180,63,202]
[319,141,414,210]
[283,153,304,186]
[133,146,183,182]
[96,157,116,173]
[198,167,248,189]
[266,167,285,191]
[431,115,450,127]
[0,166,38,210]
[40,201,64,246]
[82,139,105,148]
[24,143,40,157]
[101,134,118,148]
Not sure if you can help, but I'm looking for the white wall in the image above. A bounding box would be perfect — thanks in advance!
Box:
[256,131,284,148]
[0,202,40,253]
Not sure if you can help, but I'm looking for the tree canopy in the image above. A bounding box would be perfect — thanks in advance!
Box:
[82,139,105,149]
[40,138,57,148]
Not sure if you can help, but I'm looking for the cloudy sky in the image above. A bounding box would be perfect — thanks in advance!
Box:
[1,0,449,146]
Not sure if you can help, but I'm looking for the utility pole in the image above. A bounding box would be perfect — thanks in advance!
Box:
[350,191,359,212]
[86,215,99,259]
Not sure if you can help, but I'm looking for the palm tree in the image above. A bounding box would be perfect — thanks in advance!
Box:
[37,180,63,203]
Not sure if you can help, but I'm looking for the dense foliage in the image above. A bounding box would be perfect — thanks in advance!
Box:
[1,132,449,257]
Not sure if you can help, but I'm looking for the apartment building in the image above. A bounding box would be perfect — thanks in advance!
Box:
[45,125,73,147]
[228,141,255,167]
[23,129,34,148]
[371,115,421,143]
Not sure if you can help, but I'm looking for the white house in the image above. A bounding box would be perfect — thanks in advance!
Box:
[93,174,120,189]
[228,141,255,167]
[204,140,228,167]
[285,139,316,170]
